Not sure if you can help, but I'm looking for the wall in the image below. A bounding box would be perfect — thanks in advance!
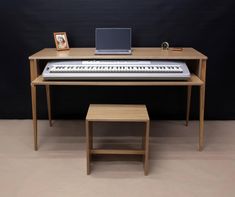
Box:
[0,0,234,119]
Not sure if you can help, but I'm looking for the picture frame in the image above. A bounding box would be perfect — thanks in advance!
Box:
[54,32,70,51]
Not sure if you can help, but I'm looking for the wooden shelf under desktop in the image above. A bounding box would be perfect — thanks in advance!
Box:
[32,74,203,86]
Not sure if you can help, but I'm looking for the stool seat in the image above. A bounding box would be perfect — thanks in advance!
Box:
[85,104,150,175]
[86,104,149,122]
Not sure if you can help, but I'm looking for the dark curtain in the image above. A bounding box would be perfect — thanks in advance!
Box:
[0,0,234,119]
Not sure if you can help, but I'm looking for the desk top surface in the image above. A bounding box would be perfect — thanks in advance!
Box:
[29,47,207,60]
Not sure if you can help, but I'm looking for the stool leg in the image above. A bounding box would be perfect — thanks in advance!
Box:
[142,131,145,149]
[86,120,91,175]
[144,121,150,175]
[142,127,146,164]
[90,122,93,149]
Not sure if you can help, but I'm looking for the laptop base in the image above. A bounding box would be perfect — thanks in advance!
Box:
[95,50,132,55]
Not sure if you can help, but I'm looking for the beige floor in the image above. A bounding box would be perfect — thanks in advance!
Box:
[0,120,235,197]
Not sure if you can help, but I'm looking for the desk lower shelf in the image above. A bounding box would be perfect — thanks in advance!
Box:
[32,74,203,86]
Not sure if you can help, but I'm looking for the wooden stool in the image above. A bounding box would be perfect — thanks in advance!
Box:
[85,104,150,175]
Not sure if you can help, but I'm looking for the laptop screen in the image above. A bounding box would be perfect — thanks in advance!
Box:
[95,28,131,51]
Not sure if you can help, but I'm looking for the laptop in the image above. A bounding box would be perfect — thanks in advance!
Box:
[95,28,132,55]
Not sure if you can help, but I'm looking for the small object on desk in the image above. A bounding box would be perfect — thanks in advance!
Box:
[161,42,169,50]
[54,32,70,51]
[171,48,183,51]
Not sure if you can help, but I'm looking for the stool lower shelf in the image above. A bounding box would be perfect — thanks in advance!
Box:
[91,149,145,155]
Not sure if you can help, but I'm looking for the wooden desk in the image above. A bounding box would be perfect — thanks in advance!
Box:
[29,47,207,151]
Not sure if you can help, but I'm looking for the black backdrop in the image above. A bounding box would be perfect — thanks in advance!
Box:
[0,0,234,119]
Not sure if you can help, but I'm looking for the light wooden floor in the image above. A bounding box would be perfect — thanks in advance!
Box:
[0,120,235,197]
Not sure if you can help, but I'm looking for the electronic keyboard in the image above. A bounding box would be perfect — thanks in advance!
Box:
[42,60,190,80]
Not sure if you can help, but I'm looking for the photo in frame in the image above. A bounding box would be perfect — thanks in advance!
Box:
[54,32,69,51]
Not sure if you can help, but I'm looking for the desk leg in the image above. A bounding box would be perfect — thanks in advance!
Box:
[86,120,91,175]
[31,84,38,151]
[144,121,150,176]
[186,86,192,126]
[199,85,205,151]
[45,85,52,127]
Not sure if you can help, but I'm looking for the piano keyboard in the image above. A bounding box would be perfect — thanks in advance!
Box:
[42,60,190,80]
[50,65,183,73]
